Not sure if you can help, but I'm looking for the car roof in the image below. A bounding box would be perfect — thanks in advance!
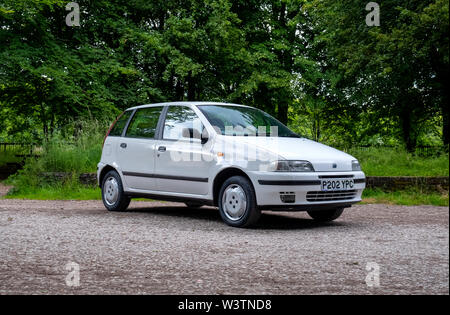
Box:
[127,101,251,111]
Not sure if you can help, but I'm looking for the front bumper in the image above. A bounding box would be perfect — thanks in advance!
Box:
[249,171,366,208]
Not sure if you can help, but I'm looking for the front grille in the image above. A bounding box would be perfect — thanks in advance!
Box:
[306,190,357,202]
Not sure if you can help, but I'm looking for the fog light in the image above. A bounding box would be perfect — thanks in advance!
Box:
[280,192,295,203]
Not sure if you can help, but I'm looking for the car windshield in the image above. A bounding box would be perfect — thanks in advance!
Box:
[197,105,300,137]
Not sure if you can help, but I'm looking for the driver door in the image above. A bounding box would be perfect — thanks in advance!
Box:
[154,105,213,195]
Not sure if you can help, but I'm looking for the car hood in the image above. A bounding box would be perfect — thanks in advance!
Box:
[223,136,356,172]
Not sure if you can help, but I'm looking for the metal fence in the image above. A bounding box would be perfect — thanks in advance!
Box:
[0,143,36,157]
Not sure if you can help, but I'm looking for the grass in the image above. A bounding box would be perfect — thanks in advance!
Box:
[3,119,106,201]
[33,121,105,173]
[5,119,106,190]
[345,147,449,177]
[3,181,448,206]
[4,181,102,200]
[1,180,152,202]
[361,188,449,207]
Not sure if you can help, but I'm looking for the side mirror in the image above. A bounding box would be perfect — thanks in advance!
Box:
[182,127,201,141]
[181,127,209,144]
[201,129,209,145]
[182,127,194,139]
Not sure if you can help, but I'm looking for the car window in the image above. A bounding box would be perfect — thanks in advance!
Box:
[125,106,163,139]
[163,106,203,141]
[109,110,133,137]
[198,105,299,137]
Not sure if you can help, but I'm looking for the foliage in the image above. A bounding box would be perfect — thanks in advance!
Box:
[308,0,449,150]
[5,118,106,192]
[0,147,23,166]
[346,147,449,176]
[0,0,448,149]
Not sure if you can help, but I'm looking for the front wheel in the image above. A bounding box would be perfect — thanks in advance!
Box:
[102,170,130,212]
[218,176,260,228]
[307,208,344,222]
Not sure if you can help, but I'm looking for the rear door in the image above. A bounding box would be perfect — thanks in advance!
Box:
[154,105,212,195]
[116,106,164,191]
[102,110,133,163]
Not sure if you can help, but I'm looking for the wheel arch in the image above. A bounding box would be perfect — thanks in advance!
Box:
[99,165,117,187]
[212,167,255,206]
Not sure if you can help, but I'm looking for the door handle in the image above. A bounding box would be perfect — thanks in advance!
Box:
[120,143,127,149]
[158,146,166,152]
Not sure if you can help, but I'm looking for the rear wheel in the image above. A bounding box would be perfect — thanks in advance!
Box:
[307,208,344,222]
[218,176,260,227]
[102,170,130,212]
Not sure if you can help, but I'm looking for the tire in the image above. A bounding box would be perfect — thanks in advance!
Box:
[307,208,344,222]
[218,175,260,228]
[101,170,130,212]
[185,202,203,208]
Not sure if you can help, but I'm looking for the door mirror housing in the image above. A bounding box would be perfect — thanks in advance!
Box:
[181,127,209,144]
[182,127,198,139]
[201,129,209,145]
[181,128,208,144]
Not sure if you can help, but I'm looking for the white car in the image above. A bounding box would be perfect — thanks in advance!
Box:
[98,102,365,227]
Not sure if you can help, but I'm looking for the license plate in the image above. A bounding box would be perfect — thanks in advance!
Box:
[321,179,354,191]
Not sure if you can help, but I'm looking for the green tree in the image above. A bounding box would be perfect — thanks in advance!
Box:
[309,0,449,150]
[231,0,314,124]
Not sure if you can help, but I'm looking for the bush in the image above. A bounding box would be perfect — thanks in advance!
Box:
[6,119,108,191]
[0,146,27,167]
[344,147,449,177]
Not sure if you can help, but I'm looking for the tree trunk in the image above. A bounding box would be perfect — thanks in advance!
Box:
[430,47,449,148]
[187,72,196,101]
[40,102,48,141]
[175,78,184,101]
[440,71,449,148]
[277,100,288,125]
[443,108,449,148]
[400,107,415,152]
[49,113,55,136]
[316,114,320,141]
[272,1,293,127]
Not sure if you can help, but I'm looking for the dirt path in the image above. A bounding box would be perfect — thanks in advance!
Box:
[0,199,448,294]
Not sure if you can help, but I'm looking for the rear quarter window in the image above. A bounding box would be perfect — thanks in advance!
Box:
[109,111,133,137]
[125,106,163,139]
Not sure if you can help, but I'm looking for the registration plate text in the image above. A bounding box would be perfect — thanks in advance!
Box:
[321,179,354,191]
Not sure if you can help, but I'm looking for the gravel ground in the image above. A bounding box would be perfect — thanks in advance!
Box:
[0,198,448,295]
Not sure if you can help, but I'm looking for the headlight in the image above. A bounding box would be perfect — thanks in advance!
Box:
[269,160,315,172]
[352,160,361,171]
